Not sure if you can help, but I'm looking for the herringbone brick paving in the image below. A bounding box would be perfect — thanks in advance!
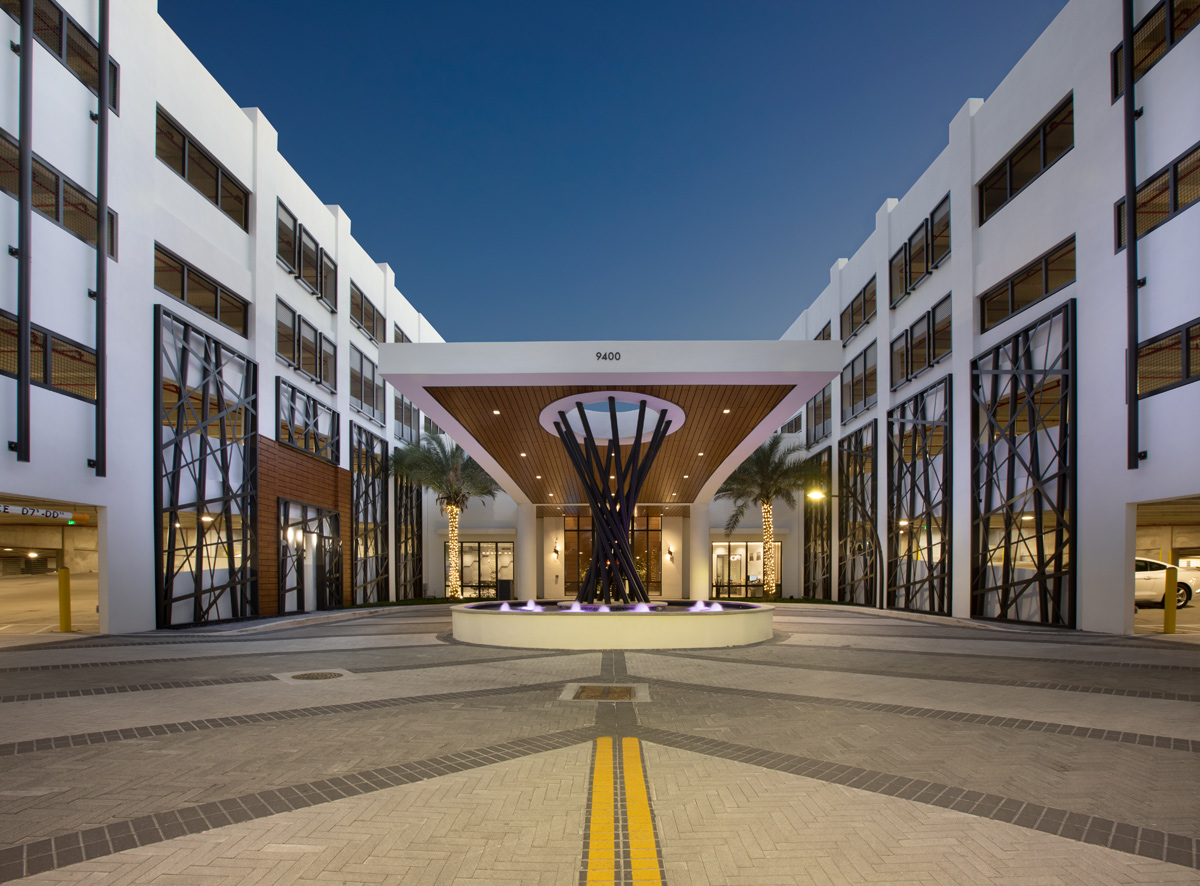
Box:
[1,605,1198,884]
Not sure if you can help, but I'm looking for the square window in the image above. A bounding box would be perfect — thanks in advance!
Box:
[1138,331,1182,396]
[219,291,247,336]
[1176,147,1200,210]
[1135,171,1170,236]
[980,167,1008,223]
[155,110,185,176]
[50,336,95,401]
[153,247,184,301]
[1043,101,1073,166]
[1011,264,1043,313]
[187,272,219,320]
[1045,240,1076,292]
[186,143,219,203]
[1008,133,1042,193]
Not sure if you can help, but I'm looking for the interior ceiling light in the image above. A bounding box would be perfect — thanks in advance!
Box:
[899,520,909,526]
[698,452,704,456]
[722,408,730,414]
[492,409,500,415]
[201,515,214,522]
[27,552,37,558]
[1022,516,1034,521]
[536,475,542,479]
[520,452,527,457]
[683,475,689,479]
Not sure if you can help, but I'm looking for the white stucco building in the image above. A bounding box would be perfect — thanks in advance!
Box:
[1,0,1196,634]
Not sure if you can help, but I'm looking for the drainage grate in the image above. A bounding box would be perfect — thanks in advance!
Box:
[292,672,344,681]
[573,685,633,701]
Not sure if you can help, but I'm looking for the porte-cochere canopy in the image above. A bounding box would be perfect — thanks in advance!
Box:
[378,340,842,510]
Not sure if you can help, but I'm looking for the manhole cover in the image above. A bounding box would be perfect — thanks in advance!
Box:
[292,672,344,680]
[573,685,633,701]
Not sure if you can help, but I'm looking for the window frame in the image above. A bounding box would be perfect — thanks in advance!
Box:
[890,332,909,391]
[1111,0,1197,101]
[297,227,320,293]
[930,194,951,267]
[275,297,298,366]
[840,277,877,346]
[1114,138,1200,250]
[907,220,930,290]
[0,127,117,257]
[154,107,250,230]
[2,0,120,111]
[1137,316,1200,399]
[318,249,338,311]
[889,245,908,307]
[276,200,298,271]
[152,242,248,337]
[0,308,97,403]
[814,322,831,342]
[978,236,1076,333]
[351,282,386,343]
[977,94,1074,225]
[320,335,337,391]
[349,344,384,425]
[931,294,953,363]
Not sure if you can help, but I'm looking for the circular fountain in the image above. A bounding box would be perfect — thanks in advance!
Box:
[451,600,775,650]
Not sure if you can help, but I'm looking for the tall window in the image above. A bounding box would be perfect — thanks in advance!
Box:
[277,378,339,464]
[839,278,876,342]
[839,342,877,421]
[979,96,1073,224]
[351,424,389,606]
[930,195,951,266]
[712,541,781,598]
[156,307,257,627]
[971,301,1075,626]
[802,448,832,600]
[838,421,877,606]
[277,201,297,270]
[394,394,419,442]
[805,383,833,447]
[351,283,386,341]
[446,541,514,598]
[350,345,384,423]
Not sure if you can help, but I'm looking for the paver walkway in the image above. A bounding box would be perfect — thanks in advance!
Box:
[0,605,1197,884]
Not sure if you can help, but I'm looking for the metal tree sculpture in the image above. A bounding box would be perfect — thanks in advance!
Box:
[553,397,671,604]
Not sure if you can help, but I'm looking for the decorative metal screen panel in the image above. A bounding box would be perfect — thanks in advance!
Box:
[277,377,339,464]
[802,447,833,600]
[155,307,258,627]
[837,421,877,606]
[279,500,342,612]
[394,476,423,598]
[887,377,951,614]
[971,300,1075,626]
[351,423,389,605]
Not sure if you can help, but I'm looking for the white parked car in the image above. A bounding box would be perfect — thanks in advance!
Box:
[1134,558,1198,609]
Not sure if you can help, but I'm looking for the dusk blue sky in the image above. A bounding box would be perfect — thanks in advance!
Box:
[160,1,1068,343]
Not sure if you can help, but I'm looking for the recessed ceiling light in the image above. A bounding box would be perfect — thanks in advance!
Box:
[1022,516,1034,521]
[548,493,554,496]
[610,475,615,479]
[899,520,909,526]
[492,409,500,415]
[672,493,677,496]
[536,475,542,479]
[201,515,213,523]
[683,475,688,479]
[722,409,730,414]
[698,452,704,456]
[520,452,526,457]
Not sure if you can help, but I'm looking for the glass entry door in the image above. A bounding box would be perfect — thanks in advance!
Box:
[279,500,342,612]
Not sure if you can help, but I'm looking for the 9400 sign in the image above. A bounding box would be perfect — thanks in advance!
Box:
[595,351,621,361]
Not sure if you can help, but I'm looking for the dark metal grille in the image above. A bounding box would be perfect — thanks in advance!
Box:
[837,421,877,606]
[155,307,257,628]
[971,300,1075,627]
[802,447,832,600]
[277,377,339,464]
[351,423,389,605]
[887,377,951,614]
[279,500,341,613]
[394,475,423,599]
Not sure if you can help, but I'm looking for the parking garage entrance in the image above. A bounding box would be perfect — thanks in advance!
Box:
[1134,495,1200,636]
[0,494,99,635]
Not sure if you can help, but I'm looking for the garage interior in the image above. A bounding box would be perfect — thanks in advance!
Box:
[1134,495,1200,635]
[0,494,99,635]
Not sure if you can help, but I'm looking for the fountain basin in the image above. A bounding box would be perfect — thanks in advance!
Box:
[451,600,774,649]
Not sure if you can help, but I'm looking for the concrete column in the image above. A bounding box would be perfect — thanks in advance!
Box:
[516,503,537,601]
[689,501,710,600]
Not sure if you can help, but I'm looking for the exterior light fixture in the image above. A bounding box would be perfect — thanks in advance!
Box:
[899,520,909,526]
[201,515,214,523]
[667,545,674,562]
[806,490,826,501]
[28,552,37,558]
[2,548,12,551]
[552,538,560,560]
[1022,516,1034,521]
[174,522,181,528]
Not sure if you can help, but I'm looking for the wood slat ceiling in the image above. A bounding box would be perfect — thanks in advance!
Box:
[536,504,692,519]
[430,384,793,505]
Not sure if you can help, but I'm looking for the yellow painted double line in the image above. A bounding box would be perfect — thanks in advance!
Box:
[582,737,664,884]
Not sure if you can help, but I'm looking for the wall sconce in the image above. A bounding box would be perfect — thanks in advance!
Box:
[552,537,560,560]
[667,544,674,562]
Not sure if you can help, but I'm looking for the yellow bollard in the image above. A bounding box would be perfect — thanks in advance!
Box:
[57,567,73,633]
[1164,566,1177,635]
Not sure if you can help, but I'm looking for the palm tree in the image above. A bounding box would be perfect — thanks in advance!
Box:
[714,434,815,600]
[391,433,499,599]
